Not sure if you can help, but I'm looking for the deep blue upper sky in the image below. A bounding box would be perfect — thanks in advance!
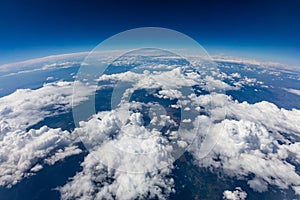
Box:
[0,0,299,66]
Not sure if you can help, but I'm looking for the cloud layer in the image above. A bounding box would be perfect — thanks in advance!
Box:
[189,93,300,195]
[0,53,300,199]
[0,80,92,188]
[0,126,75,187]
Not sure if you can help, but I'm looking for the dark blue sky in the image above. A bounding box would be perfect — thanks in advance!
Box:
[0,0,299,65]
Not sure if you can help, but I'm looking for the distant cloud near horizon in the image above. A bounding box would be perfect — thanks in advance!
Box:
[1,50,299,77]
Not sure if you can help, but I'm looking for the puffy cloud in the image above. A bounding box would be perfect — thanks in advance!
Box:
[44,146,82,165]
[30,164,43,172]
[223,187,247,200]
[231,73,241,78]
[0,80,94,188]
[99,67,199,91]
[0,126,74,187]
[189,93,300,195]
[205,75,236,91]
[0,81,94,131]
[190,93,300,133]
[77,102,178,169]
[156,89,183,100]
[98,66,235,108]
[60,103,177,199]
[211,70,264,89]
[60,150,174,200]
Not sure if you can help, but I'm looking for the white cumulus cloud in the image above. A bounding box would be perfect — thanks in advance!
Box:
[223,187,247,200]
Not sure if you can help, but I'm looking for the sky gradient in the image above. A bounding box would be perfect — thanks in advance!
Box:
[0,0,299,66]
